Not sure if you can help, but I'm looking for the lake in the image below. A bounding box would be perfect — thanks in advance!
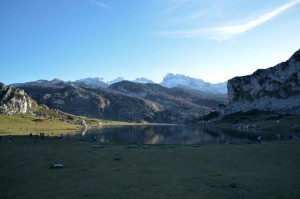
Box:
[67,125,291,145]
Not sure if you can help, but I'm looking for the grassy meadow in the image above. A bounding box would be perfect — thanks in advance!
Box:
[0,114,135,136]
[0,137,300,199]
[0,115,81,136]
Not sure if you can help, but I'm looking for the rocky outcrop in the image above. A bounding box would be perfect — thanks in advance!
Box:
[226,49,300,114]
[0,82,36,114]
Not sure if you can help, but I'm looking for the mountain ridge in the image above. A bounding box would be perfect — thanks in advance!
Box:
[12,73,228,96]
[13,79,225,124]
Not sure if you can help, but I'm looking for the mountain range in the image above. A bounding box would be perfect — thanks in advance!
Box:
[2,49,299,124]
[72,74,227,95]
[10,79,226,124]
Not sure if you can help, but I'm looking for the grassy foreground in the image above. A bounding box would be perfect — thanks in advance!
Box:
[0,115,135,136]
[0,138,300,199]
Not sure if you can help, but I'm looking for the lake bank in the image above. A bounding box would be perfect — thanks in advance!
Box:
[1,137,300,199]
[0,115,177,136]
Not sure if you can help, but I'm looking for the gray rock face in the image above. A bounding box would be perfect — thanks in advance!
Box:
[0,82,36,114]
[227,49,300,114]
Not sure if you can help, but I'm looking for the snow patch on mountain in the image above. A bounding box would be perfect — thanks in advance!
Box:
[160,73,227,94]
[133,78,154,84]
[108,77,125,84]
[75,77,109,87]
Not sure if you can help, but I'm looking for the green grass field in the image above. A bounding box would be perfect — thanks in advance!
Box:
[0,137,299,199]
[0,114,173,136]
[0,115,81,136]
[0,114,138,136]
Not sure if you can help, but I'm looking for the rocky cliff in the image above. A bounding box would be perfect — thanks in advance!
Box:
[0,82,36,114]
[226,49,300,114]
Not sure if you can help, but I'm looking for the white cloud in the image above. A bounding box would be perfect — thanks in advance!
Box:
[91,0,111,10]
[212,0,300,40]
[154,0,300,41]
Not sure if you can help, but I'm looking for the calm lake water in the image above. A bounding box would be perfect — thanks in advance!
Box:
[67,125,292,145]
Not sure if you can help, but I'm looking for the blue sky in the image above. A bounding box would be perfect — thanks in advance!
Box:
[0,0,300,84]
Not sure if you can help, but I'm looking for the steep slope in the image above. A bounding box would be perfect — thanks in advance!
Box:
[0,82,36,114]
[226,49,300,114]
[160,73,227,94]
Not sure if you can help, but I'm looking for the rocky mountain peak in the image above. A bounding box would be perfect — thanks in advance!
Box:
[51,78,63,83]
[226,48,300,114]
[0,82,36,115]
[133,78,154,84]
[108,77,125,84]
[75,77,109,88]
[160,73,227,94]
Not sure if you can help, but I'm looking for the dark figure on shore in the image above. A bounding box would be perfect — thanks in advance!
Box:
[30,133,32,139]
[36,134,38,139]
[9,135,13,144]
[0,136,2,142]
[41,133,44,140]
[258,136,261,143]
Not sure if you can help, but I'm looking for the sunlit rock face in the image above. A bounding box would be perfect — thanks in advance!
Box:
[226,49,300,114]
[0,82,36,114]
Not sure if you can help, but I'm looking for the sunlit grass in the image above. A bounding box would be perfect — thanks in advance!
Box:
[0,113,153,136]
[0,115,80,136]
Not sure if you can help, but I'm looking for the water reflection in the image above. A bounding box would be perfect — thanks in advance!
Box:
[70,125,265,145]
